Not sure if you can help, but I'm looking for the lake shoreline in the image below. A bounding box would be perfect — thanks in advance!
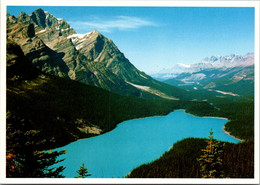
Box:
[222,125,244,142]
[60,109,241,148]
[180,109,243,142]
[180,109,228,120]
[56,109,241,178]
[123,109,243,143]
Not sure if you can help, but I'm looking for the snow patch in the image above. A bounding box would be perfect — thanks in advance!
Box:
[67,33,86,39]
[61,27,72,32]
[215,90,239,96]
[140,74,148,79]
[36,29,46,34]
[77,38,87,43]
[76,43,86,50]
[177,63,191,68]
[126,81,150,91]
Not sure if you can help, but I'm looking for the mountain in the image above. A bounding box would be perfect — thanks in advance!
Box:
[7,40,216,148]
[151,53,254,81]
[162,53,254,97]
[7,8,196,100]
[165,66,254,97]
[7,12,70,77]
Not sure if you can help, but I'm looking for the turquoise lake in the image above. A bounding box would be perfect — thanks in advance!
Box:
[54,110,240,178]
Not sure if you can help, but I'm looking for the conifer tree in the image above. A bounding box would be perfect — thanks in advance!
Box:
[75,163,91,178]
[197,128,225,178]
[6,112,66,177]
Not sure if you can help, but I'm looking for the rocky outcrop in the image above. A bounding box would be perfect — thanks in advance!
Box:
[7,21,69,77]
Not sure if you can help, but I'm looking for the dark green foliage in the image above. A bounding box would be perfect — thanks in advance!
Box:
[222,141,254,178]
[197,129,225,178]
[184,95,254,141]
[6,112,66,178]
[127,138,254,178]
[210,98,254,141]
[185,101,218,117]
[75,163,91,178]
[127,138,206,178]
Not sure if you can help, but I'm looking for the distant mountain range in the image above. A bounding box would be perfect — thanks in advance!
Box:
[150,53,254,80]
[7,8,195,100]
[158,53,254,97]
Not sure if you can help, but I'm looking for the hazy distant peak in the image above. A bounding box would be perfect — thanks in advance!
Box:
[150,53,254,80]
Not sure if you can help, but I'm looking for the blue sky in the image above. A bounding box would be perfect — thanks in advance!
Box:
[7,6,255,73]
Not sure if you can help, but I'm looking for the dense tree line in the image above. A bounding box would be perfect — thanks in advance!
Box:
[127,138,254,178]
[186,97,254,141]
[6,112,66,177]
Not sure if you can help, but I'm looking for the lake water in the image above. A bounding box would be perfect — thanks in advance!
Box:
[54,110,240,178]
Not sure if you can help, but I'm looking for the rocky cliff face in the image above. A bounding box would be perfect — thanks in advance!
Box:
[7,16,69,77]
[7,8,193,100]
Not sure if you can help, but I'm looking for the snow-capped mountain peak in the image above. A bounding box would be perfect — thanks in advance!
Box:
[150,53,254,80]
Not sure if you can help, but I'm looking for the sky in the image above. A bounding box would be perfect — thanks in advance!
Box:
[7,6,255,74]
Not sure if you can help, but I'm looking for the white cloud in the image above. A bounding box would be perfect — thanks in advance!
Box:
[69,16,157,33]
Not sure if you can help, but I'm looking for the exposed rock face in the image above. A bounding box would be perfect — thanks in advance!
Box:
[7,21,69,77]
[64,30,154,94]
[6,40,39,80]
[30,8,47,28]
[17,11,32,24]
[6,8,192,100]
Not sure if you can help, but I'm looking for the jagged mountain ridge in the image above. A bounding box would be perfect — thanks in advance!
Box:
[150,53,254,80]
[7,8,195,100]
[149,52,255,97]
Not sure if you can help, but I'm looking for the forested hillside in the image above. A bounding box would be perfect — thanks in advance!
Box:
[128,138,254,178]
